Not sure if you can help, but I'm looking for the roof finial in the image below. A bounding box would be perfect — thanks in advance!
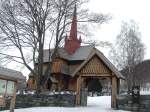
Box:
[73,4,77,16]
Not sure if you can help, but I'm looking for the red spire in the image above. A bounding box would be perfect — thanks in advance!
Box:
[64,5,82,55]
[69,4,77,40]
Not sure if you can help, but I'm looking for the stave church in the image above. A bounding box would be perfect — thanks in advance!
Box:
[27,5,124,107]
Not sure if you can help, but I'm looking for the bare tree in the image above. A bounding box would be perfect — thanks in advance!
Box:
[0,0,110,92]
[109,20,145,90]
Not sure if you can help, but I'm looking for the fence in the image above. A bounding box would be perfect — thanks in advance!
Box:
[1,92,76,111]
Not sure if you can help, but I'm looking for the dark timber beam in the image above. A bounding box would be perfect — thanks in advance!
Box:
[76,76,81,105]
[111,75,117,108]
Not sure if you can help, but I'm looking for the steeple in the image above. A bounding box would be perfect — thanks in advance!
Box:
[64,5,82,55]
[69,4,77,40]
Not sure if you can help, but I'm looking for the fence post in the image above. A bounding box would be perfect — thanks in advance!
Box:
[10,81,17,112]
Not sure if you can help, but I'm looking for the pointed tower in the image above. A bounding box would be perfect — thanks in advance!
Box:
[64,5,82,55]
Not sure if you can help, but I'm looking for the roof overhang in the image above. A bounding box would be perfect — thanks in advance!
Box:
[0,67,25,82]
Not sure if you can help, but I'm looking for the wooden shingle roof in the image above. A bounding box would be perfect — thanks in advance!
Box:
[42,46,93,62]
[42,45,124,79]
[0,66,25,81]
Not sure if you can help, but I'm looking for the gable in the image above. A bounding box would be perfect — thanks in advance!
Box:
[71,48,124,79]
[80,55,111,75]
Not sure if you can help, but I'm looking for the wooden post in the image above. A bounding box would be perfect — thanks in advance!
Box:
[10,81,17,112]
[117,79,120,94]
[111,76,117,108]
[76,76,81,106]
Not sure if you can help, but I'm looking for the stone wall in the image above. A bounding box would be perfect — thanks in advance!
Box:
[1,94,75,110]
[117,95,150,112]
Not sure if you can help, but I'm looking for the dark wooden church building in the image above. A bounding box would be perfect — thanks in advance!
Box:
[27,6,124,108]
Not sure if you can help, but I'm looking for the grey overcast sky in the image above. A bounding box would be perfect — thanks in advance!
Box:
[87,0,150,59]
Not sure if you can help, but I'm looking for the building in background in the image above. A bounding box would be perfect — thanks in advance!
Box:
[0,66,25,111]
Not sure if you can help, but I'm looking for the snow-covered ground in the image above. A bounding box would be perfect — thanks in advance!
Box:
[140,90,150,95]
[2,96,130,112]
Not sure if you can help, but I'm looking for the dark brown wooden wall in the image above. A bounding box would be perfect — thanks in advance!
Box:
[27,77,37,90]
